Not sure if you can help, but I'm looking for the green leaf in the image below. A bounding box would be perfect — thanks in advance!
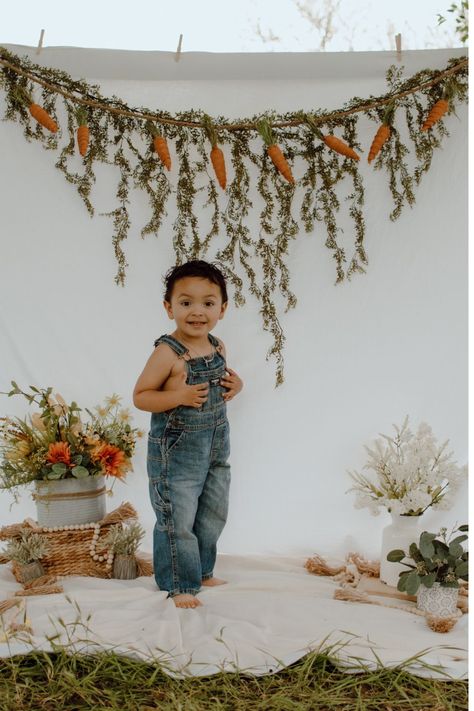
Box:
[71,466,90,479]
[450,534,468,546]
[420,572,437,588]
[46,470,63,480]
[51,463,67,475]
[72,455,83,465]
[397,573,409,593]
[387,549,405,562]
[448,542,464,558]
[433,539,449,555]
[455,561,468,577]
[457,524,468,532]
[409,543,423,561]
[405,571,421,595]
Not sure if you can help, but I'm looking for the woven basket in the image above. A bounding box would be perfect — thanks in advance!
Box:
[0,502,154,582]
[34,475,106,526]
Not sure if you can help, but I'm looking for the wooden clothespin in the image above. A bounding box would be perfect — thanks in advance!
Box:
[395,33,402,62]
[175,34,183,62]
[36,29,45,55]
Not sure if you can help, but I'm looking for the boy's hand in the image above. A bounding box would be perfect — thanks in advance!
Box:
[178,374,209,408]
[220,368,243,402]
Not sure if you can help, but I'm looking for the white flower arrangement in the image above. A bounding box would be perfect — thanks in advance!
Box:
[346,416,467,516]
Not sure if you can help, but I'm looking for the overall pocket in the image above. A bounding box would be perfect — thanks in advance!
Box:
[161,423,186,455]
[149,479,173,531]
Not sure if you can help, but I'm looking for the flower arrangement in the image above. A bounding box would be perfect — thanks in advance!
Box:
[346,416,467,516]
[387,524,468,594]
[0,382,144,501]
[2,529,49,565]
[97,521,145,557]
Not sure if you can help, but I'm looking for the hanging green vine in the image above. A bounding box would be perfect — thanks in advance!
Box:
[0,47,468,385]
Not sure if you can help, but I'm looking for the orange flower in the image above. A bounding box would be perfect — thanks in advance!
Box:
[47,442,71,466]
[91,443,126,479]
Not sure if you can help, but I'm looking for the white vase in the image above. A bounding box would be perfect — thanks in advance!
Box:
[34,475,106,526]
[379,511,422,587]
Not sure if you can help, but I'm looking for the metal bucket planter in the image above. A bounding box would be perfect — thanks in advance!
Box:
[19,560,45,583]
[34,475,106,527]
[417,582,459,617]
[113,554,137,580]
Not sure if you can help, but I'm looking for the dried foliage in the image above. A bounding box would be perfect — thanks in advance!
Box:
[0,47,468,384]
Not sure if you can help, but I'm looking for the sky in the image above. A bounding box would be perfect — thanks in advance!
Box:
[0,0,465,53]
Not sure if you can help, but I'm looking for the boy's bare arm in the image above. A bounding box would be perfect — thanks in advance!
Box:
[133,344,209,413]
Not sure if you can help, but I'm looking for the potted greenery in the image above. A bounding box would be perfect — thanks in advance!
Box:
[2,529,49,583]
[0,383,143,526]
[346,416,467,586]
[97,521,145,580]
[387,524,468,617]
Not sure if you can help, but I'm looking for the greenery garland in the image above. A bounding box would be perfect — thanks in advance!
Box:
[0,47,468,385]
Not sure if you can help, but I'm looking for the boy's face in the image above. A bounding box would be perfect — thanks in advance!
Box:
[164,277,227,338]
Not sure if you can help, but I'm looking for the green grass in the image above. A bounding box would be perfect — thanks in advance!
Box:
[0,649,468,711]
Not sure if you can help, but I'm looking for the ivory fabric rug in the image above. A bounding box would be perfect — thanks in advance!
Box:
[0,553,468,680]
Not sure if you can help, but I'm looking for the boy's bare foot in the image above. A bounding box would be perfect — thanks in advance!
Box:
[172,594,202,608]
[201,577,227,587]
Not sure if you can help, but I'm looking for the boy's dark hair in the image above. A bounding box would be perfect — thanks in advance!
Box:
[163,260,228,303]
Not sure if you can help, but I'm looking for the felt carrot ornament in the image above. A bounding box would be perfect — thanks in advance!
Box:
[421,97,449,131]
[367,102,395,164]
[16,87,58,133]
[76,108,90,156]
[257,118,295,184]
[203,115,227,190]
[304,114,360,160]
[146,120,171,171]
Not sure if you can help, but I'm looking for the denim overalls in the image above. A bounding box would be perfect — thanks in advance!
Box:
[147,333,230,597]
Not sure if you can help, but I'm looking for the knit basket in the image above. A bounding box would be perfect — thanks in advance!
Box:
[34,475,107,526]
[0,502,153,582]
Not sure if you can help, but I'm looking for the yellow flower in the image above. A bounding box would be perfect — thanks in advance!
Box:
[136,429,145,439]
[105,394,122,408]
[118,408,131,423]
[95,406,108,418]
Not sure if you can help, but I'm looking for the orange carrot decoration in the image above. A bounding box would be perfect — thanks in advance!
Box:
[146,120,171,171]
[257,119,295,184]
[322,134,360,160]
[16,87,58,133]
[76,108,90,156]
[367,102,395,164]
[203,115,227,190]
[421,97,449,131]
[304,114,360,161]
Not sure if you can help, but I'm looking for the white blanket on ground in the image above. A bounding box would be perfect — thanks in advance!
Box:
[0,554,468,680]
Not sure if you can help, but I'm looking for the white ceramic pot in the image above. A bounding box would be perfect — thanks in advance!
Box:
[379,511,422,587]
[34,475,106,526]
[417,582,459,617]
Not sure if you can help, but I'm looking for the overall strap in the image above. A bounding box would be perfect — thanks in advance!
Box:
[208,333,226,358]
[207,333,220,348]
[153,334,188,357]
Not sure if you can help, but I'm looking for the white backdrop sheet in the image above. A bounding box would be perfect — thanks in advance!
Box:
[0,46,468,557]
